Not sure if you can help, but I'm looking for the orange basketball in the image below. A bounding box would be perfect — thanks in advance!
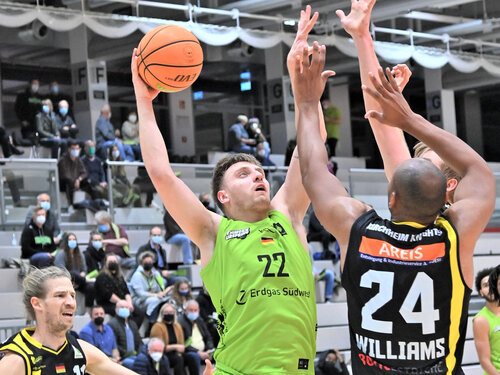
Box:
[137,25,203,93]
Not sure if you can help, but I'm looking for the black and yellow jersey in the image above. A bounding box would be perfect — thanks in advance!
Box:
[0,328,87,375]
[343,210,470,375]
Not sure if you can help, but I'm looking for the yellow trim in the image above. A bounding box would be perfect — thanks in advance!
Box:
[21,328,68,355]
[1,342,32,374]
[437,217,464,375]
[14,334,33,355]
[391,220,426,228]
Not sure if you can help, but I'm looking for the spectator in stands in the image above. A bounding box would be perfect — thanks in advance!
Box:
[14,78,42,143]
[178,300,215,375]
[81,140,108,200]
[122,110,141,161]
[24,193,61,246]
[21,206,56,267]
[246,117,270,157]
[95,210,135,269]
[48,81,71,113]
[130,251,170,323]
[0,126,24,158]
[108,299,143,369]
[58,140,91,206]
[198,193,216,212]
[227,114,255,154]
[196,285,219,348]
[167,279,193,316]
[313,267,335,303]
[0,126,25,207]
[322,99,341,157]
[473,267,500,374]
[79,305,120,362]
[107,144,141,207]
[55,100,79,141]
[132,337,171,375]
[308,209,336,257]
[163,210,193,265]
[136,226,174,284]
[84,230,106,279]
[150,303,190,375]
[95,104,134,161]
[36,98,67,158]
[54,232,94,309]
[133,166,156,207]
[315,349,349,375]
[255,142,275,167]
[94,253,143,327]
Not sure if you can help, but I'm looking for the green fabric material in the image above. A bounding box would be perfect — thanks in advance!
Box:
[323,105,341,139]
[475,306,500,373]
[111,222,129,256]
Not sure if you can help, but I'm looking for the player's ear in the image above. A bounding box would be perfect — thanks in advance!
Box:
[388,191,396,211]
[446,178,458,192]
[31,296,42,312]
[217,190,229,205]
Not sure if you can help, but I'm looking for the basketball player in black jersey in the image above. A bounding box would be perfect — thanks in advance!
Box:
[0,266,138,375]
[292,40,495,374]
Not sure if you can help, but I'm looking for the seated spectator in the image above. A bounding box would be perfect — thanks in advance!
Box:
[81,140,108,200]
[48,81,71,112]
[0,126,24,158]
[15,78,42,143]
[150,303,193,375]
[308,209,336,258]
[167,279,193,316]
[94,253,143,327]
[246,117,270,157]
[196,286,219,348]
[79,305,120,362]
[132,337,171,375]
[315,349,349,375]
[121,110,141,161]
[178,300,215,375]
[84,230,106,279]
[163,210,193,265]
[54,232,94,308]
[133,166,156,207]
[130,251,170,323]
[21,206,56,268]
[95,210,135,269]
[95,104,134,161]
[36,98,67,158]
[107,144,141,207]
[25,193,61,246]
[55,100,79,141]
[313,267,335,303]
[108,300,143,369]
[255,142,275,167]
[227,114,255,154]
[136,226,175,284]
[199,193,216,212]
[58,141,91,206]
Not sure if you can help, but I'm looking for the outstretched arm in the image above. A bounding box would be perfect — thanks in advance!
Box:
[80,340,139,374]
[337,0,411,179]
[293,43,370,264]
[132,50,220,266]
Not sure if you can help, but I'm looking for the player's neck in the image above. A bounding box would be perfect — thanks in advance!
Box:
[227,208,268,223]
[31,326,67,351]
[485,300,500,314]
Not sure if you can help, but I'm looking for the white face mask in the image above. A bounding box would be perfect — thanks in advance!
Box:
[70,149,80,158]
[128,115,137,123]
[31,84,39,93]
[150,352,163,362]
[112,150,120,159]
[36,215,46,225]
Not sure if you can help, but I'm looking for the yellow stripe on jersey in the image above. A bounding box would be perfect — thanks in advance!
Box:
[21,328,68,355]
[437,217,464,375]
[1,343,32,374]
[14,332,34,355]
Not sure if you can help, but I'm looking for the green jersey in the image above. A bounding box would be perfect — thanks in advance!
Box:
[474,306,500,373]
[200,210,317,374]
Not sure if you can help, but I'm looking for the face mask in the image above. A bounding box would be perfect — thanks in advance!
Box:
[179,290,189,296]
[257,149,266,158]
[50,85,59,94]
[112,150,120,159]
[87,146,95,156]
[42,105,50,114]
[70,149,80,158]
[92,240,102,249]
[143,262,153,272]
[93,316,104,326]
[128,115,137,123]
[98,224,109,233]
[40,201,50,211]
[151,235,162,244]
[163,314,175,323]
[150,352,163,362]
[59,107,68,116]
[31,84,39,93]
[187,312,199,321]
[36,215,46,225]
[117,307,130,319]
[68,240,77,249]
[107,261,119,272]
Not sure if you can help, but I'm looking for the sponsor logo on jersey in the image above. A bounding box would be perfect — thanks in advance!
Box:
[235,286,311,305]
[360,237,445,261]
[73,345,84,359]
[55,364,66,374]
[273,222,287,236]
[236,290,248,305]
[225,228,250,240]
[298,358,309,370]
[30,355,42,364]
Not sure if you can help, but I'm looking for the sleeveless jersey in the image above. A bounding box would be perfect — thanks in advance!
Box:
[0,328,87,375]
[474,306,500,373]
[342,210,470,375]
[200,210,317,374]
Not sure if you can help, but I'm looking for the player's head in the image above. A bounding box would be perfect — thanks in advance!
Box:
[413,141,461,203]
[388,158,447,223]
[476,267,496,303]
[488,266,500,303]
[23,266,75,331]
[211,153,269,216]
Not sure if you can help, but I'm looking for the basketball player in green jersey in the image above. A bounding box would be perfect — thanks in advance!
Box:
[292,41,495,373]
[132,7,324,375]
[0,266,139,375]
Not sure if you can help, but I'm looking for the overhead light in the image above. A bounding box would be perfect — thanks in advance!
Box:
[284,19,296,26]
[430,19,494,36]
[429,0,481,9]
[403,11,474,24]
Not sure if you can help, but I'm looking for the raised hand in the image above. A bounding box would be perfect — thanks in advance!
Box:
[391,64,412,92]
[203,359,215,375]
[336,0,376,38]
[363,67,415,128]
[131,48,160,102]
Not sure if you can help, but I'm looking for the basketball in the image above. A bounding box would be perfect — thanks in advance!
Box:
[136,25,203,93]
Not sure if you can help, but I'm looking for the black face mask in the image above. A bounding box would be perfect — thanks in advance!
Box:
[163,314,175,324]
[143,262,153,271]
[93,316,104,326]
[108,262,119,272]
[323,361,342,374]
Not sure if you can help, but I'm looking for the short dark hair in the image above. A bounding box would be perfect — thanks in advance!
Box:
[90,305,104,315]
[489,266,500,302]
[211,153,261,213]
[475,267,494,293]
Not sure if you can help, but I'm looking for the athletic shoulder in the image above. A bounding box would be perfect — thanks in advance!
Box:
[0,352,26,374]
